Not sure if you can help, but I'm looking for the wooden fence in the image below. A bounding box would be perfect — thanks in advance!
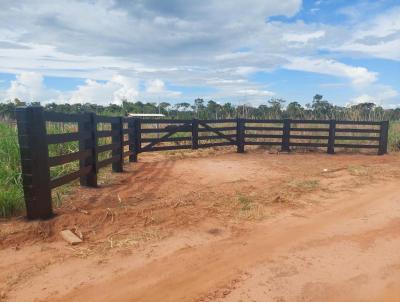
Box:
[16,106,389,219]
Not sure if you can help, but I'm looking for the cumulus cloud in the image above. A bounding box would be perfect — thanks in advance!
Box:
[69,75,139,105]
[5,72,59,102]
[284,57,378,86]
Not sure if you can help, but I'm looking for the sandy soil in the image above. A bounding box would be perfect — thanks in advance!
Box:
[1,148,400,302]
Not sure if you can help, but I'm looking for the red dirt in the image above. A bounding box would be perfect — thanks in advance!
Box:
[1,149,400,302]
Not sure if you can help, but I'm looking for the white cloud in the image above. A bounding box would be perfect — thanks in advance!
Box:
[5,72,59,102]
[0,1,398,106]
[284,57,378,86]
[332,6,400,61]
[349,85,399,107]
[69,75,139,105]
[283,30,325,44]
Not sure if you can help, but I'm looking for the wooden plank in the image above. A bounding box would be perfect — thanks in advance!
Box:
[291,120,330,124]
[97,143,120,153]
[244,119,282,123]
[60,230,82,245]
[47,132,89,144]
[197,126,237,132]
[198,134,236,140]
[334,143,379,149]
[245,134,283,139]
[141,126,192,133]
[245,126,283,131]
[335,128,380,133]
[290,135,329,140]
[143,144,192,152]
[44,111,86,123]
[336,120,381,125]
[97,130,120,138]
[245,141,281,146]
[200,119,237,123]
[290,142,328,147]
[48,150,91,167]
[141,136,192,143]
[335,136,380,141]
[49,166,91,189]
[290,127,329,132]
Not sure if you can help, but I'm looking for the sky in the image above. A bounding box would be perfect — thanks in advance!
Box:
[0,0,399,108]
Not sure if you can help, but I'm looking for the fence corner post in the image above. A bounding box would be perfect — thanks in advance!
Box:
[237,118,245,153]
[112,117,123,172]
[79,112,97,187]
[192,118,199,149]
[378,120,389,155]
[327,119,336,154]
[281,118,291,152]
[16,106,53,220]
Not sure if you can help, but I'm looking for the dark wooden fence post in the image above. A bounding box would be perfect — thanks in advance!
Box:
[327,120,336,154]
[128,118,136,162]
[378,120,389,155]
[281,118,291,152]
[79,112,97,187]
[192,119,199,149]
[130,118,141,161]
[112,117,123,172]
[16,106,53,219]
[237,118,245,153]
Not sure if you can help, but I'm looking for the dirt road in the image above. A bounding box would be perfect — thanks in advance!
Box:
[53,181,400,302]
[1,150,400,301]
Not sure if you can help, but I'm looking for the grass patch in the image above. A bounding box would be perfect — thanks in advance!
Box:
[0,123,24,217]
[388,121,400,152]
[288,179,320,191]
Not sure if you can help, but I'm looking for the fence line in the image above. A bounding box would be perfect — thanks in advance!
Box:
[15,106,389,220]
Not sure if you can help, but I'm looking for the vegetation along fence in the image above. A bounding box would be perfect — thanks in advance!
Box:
[16,106,389,219]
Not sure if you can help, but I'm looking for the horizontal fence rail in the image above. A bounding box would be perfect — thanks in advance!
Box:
[15,106,390,219]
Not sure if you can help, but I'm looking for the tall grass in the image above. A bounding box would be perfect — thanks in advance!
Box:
[389,121,400,151]
[0,122,24,217]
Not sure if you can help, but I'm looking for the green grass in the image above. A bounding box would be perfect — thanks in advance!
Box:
[0,122,24,217]
[388,121,400,152]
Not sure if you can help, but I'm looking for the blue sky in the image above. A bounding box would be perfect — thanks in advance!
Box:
[0,0,399,108]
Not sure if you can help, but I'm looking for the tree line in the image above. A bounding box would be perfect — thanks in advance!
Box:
[1,95,400,121]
